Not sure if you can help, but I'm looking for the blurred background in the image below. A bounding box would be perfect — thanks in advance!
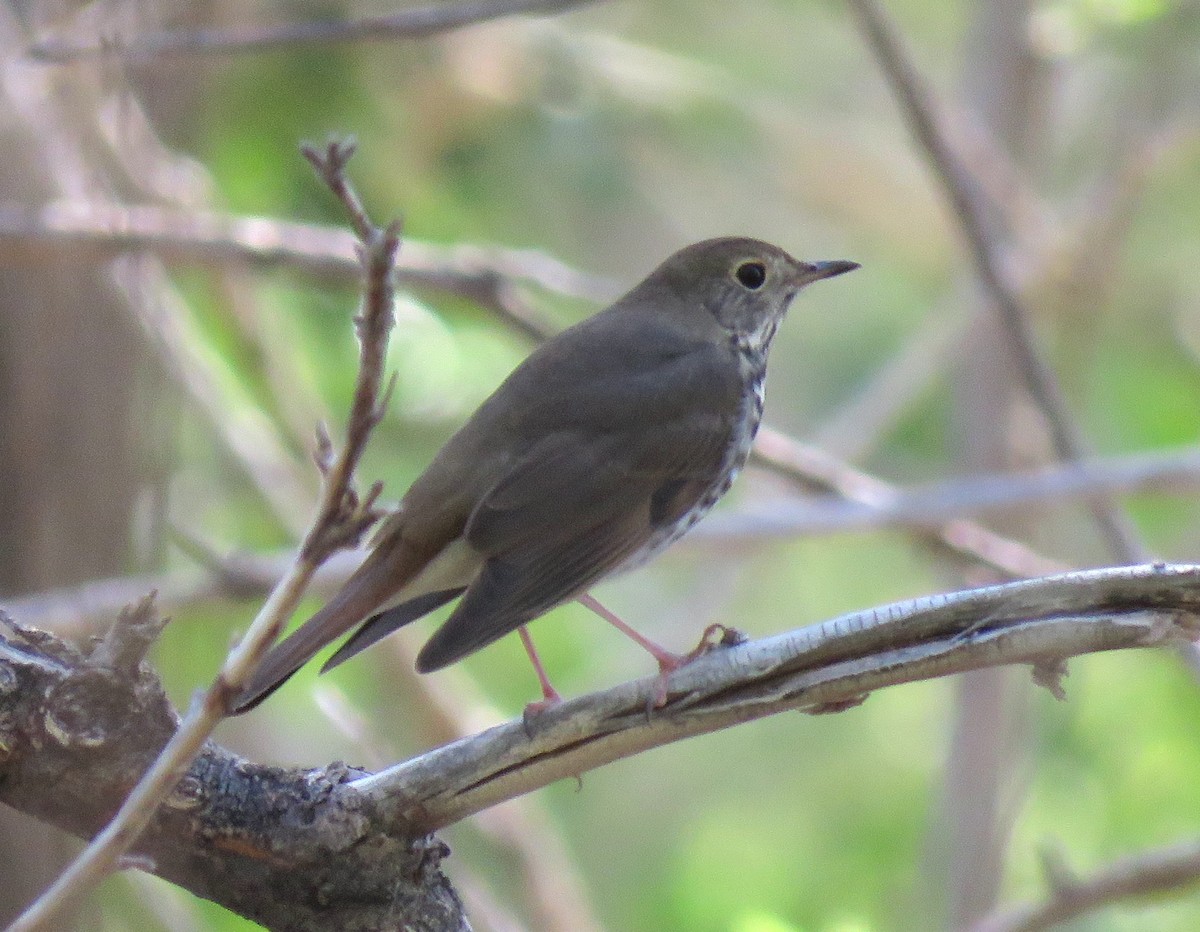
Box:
[3,0,1200,929]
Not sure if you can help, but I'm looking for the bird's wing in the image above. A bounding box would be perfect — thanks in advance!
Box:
[416,507,647,671]
[415,344,742,672]
[465,335,742,550]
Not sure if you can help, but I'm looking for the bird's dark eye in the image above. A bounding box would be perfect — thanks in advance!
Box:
[735,261,767,290]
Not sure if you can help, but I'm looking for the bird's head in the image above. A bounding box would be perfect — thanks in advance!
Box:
[649,237,858,350]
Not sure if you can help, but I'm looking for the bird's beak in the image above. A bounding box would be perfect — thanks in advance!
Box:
[794,259,860,287]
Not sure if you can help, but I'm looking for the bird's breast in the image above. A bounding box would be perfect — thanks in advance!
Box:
[712,341,769,506]
[619,342,768,571]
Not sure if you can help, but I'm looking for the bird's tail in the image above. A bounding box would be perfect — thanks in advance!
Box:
[229,537,432,714]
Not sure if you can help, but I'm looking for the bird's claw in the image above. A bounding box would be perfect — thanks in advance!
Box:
[686,623,747,660]
[646,623,748,715]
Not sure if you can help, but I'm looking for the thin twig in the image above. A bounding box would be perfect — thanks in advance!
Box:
[713,442,1200,542]
[844,0,1146,564]
[970,839,1200,932]
[751,428,1065,580]
[7,140,397,932]
[29,0,604,63]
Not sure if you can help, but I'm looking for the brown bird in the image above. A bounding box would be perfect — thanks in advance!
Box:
[231,237,857,713]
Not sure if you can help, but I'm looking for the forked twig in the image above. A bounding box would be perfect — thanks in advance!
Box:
[8,139,396,932]
[971,839,1200,932]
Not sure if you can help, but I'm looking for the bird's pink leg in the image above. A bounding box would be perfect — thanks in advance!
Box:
[576,592,684,673]
[577,593,747,707]
[518,625,562,716]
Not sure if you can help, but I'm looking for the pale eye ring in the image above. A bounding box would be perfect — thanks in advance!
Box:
[735,260,767,290]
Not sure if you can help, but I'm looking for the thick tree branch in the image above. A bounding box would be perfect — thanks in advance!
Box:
[354,563,1200,832]
[0,609,466,930]
[3,563,1198,927]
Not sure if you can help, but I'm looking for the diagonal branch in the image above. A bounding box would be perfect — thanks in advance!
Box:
[844,0,1145,564]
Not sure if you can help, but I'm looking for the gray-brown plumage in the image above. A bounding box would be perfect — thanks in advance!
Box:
[231,237,857,713]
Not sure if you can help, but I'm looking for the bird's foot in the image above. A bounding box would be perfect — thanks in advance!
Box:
[518,625,564,734]
[647,624,748,709]
[522,687,564,734]
[576,594,748,709]
[683,623,747,662]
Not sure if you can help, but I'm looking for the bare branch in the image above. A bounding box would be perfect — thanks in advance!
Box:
[8,142,398,932]
[971,839,1200,932]
[712,443,1200,542]
[296,141,394,560]
[751,428,1065,580]
[28,0,605,63]
[0,201,610,339]
[352,563,1200,832]
[301,139,373,244]
[0,611,466,929]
